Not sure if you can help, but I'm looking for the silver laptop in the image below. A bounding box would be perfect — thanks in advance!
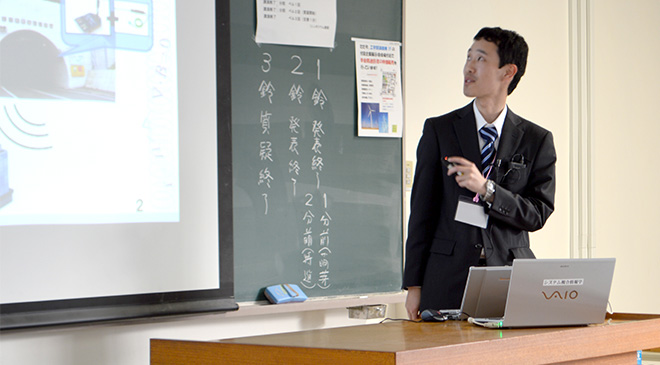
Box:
[440,265,511,320]
[469,258,616,328]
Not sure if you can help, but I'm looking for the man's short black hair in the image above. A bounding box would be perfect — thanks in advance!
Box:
[474,27,528,95]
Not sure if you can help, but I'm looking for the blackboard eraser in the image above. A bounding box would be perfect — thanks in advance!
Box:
[264,284,308,304]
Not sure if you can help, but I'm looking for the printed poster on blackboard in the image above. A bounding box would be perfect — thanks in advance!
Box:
[255,0,337,48]
[353,38,403,138]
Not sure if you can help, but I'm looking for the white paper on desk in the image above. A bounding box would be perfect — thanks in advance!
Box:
[255,0,337,48]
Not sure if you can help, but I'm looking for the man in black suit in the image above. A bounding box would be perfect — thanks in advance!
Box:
[403,27,556,320]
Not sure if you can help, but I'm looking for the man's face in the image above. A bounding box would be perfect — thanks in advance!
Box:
[463,39,508,99]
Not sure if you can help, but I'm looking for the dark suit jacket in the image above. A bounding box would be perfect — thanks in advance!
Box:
[403,102,556,311]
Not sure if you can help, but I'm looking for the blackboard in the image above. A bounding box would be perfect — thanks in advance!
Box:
[231,0,403,301]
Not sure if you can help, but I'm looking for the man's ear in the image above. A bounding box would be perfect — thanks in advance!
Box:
[503,64,518,81]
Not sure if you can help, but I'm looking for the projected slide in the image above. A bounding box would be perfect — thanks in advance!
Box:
[0,0,178,226]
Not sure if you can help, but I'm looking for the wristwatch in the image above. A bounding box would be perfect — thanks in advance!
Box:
[482,179,496,202]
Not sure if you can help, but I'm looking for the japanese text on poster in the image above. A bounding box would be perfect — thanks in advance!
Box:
[353,38,403,138]
[256,0,337,48]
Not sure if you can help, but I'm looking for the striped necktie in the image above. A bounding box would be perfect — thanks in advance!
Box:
[479,125,497,175]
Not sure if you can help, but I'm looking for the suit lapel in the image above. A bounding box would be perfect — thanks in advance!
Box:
[453,102,482,169]
[498,108,524,162]
[493,109,524,184]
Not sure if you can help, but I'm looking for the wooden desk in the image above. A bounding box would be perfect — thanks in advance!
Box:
[151,314,660,364]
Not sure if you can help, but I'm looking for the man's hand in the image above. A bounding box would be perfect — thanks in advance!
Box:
[405,287,422,320]
[447,156,487,196]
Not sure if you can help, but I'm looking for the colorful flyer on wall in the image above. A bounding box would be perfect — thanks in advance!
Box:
[353,38,403,138]
[255,0,337,48]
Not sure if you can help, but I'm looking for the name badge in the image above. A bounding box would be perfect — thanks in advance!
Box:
[454,195,488,228]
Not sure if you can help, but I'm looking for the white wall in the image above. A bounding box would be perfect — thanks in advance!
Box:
[1,1,658,364]
[403,0,660,314]
[590,0,660,313]
[403,0,571,259]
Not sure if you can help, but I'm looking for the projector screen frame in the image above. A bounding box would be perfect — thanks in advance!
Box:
[0,0,237,330]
